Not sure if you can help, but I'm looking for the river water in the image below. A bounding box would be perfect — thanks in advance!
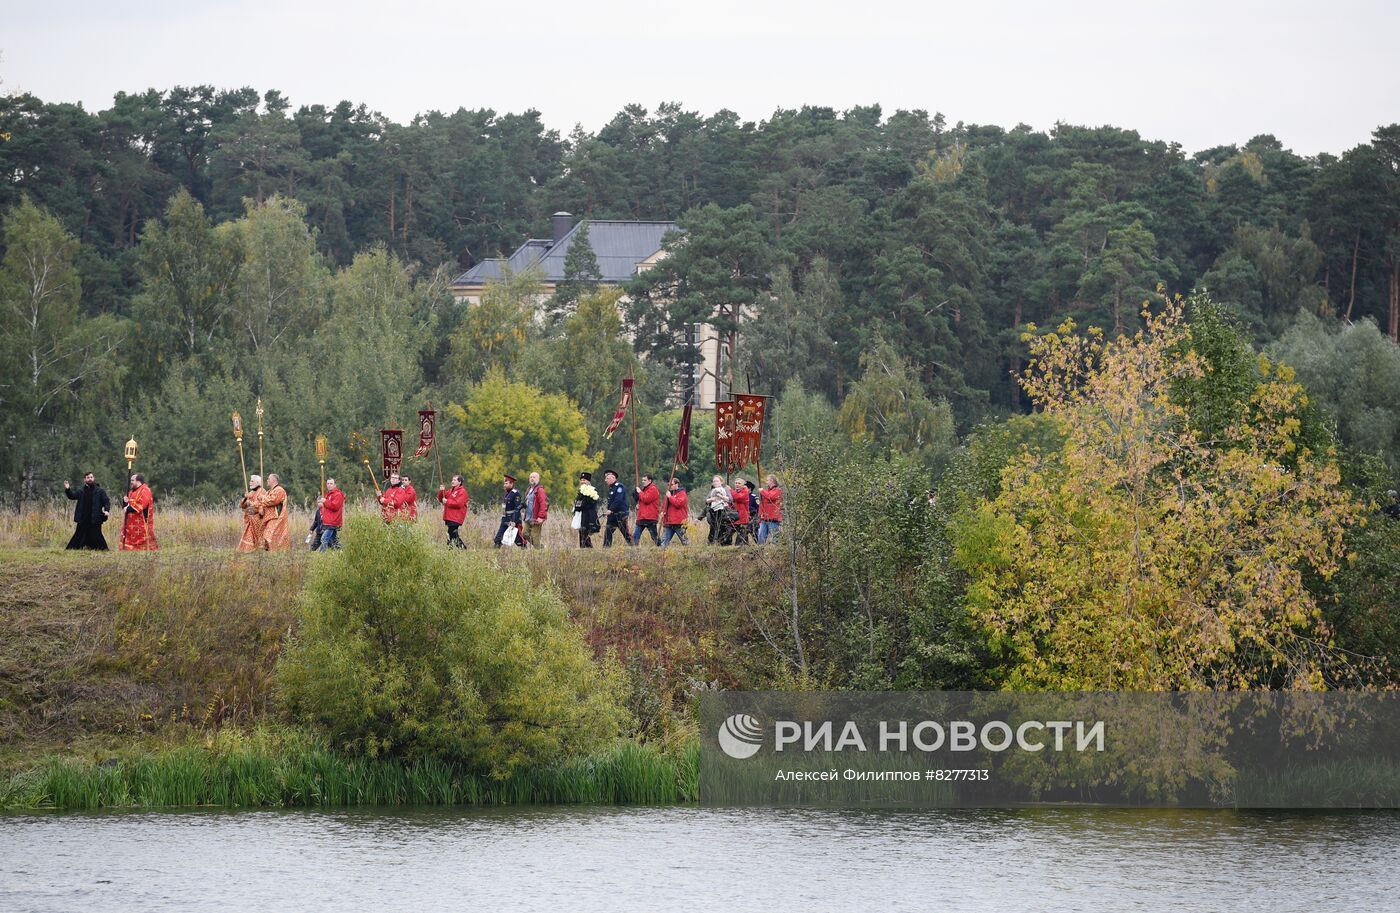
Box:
[2,806,1396,912]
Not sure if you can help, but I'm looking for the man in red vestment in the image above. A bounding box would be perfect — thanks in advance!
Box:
[120,473,158,551]
[378,472,414,523]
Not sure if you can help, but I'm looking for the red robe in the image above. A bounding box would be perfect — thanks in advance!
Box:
[437,485,469,524]
[121,484,158,551]
[379,484,415,523]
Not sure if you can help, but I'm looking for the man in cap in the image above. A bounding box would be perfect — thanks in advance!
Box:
[602,469,633,547]
[493,474,525,548]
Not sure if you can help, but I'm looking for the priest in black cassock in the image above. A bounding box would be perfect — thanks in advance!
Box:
[63,472,111,550]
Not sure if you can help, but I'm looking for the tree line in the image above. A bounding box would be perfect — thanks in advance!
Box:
[2,88,1400,505]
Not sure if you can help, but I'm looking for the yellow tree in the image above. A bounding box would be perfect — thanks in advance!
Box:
[444,369,597,505]
[953,297,1361,690]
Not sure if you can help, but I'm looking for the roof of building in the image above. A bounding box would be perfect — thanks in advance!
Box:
[451,219,679,288]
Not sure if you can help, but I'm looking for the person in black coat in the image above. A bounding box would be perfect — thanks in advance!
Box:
[63,472,111,550]
[574,472,602,548]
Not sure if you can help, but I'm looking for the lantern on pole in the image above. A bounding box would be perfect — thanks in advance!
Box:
[124,437,139,471]
[315,435,328,496]
[255,397,265,478]
[232,411,248,487]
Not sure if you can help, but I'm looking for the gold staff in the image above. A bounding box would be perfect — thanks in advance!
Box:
[121,437,150,548]
[232,412,248,488]
[315,435,328,497]
[255,397,265,479]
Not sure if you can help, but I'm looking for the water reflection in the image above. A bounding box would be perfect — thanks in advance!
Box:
[3,807,1398,912]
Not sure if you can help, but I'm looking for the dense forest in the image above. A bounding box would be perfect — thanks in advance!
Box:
[2,87,1399,506]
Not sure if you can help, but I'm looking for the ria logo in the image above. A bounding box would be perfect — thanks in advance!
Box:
[717,713,764,759]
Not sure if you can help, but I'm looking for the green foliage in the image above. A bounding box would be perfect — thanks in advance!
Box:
[277,517,628,776]
[837,337,956,471]
[444,369,597,505]
[0,199,126,498]
[1269,311,1400,473]
[782,437,990,689]
[445,267,539,385]
[2,727,696,809]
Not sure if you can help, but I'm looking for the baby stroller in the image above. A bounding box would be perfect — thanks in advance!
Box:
[705,503,739,545]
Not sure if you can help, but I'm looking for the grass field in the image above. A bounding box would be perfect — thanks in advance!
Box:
[0,506,789,787]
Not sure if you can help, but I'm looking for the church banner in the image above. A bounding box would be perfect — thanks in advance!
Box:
[604,377,634,439]
[714,400,736,471]
[732,394,767,469]
[413,408,436,458]
[381,429,403,478]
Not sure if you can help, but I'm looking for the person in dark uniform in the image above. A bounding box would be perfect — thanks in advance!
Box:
[63,472,110,550]
[493,474,525,548]
[603,469,634,546]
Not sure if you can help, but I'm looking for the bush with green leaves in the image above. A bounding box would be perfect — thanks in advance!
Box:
[276,516,627,777]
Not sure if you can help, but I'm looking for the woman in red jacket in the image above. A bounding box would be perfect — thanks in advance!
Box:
[437,475,469,548]
[729,477,752,545]
[758,474,784,544]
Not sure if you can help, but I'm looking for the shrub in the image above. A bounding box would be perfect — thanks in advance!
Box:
[276,516,627,777]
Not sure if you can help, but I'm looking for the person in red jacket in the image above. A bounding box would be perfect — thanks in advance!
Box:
[633,473,662,545]
[729,476,752,545]
[758,474,784,544]
[378,472,414,523]
[437,474,469,548]
[316,478,346,550]
[661,477,690,546]
[401,475,419,521]
[523,471,548,547]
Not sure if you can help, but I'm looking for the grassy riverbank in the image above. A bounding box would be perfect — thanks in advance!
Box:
[1,727,699,810]
[0,535,783,808]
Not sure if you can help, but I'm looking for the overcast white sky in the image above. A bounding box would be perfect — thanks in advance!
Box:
[4,0,1397,156]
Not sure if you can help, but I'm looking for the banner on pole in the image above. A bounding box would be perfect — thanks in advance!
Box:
[732,394,767,469]
[715,400,736,471]
[675,399,694,468]
[413,408,436,457]
[604,377,634,439]
[381,429,403,478]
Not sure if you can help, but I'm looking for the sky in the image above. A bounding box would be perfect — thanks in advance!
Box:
[4,0,1398,156]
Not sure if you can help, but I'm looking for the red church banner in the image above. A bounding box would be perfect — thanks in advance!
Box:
[714,400,736,471]
[381,429,403,478]
[604,377,634,439]
[732,394,767,468]
[413,408,436,458]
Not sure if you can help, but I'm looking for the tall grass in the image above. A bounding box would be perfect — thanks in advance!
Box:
[1,735,700,810]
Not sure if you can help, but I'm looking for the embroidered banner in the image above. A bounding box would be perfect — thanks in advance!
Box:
[381,429,403,478]
[413,408,436,458]
[604,377,634,439]
[714,400,736,472]
[732,394,767,469]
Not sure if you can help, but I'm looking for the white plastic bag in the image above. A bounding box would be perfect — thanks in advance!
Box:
[501,525,518,546]
[571,510,583,530]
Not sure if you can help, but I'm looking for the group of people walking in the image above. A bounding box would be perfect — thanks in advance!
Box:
[61,472,157,551]
[57,467,784,554]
